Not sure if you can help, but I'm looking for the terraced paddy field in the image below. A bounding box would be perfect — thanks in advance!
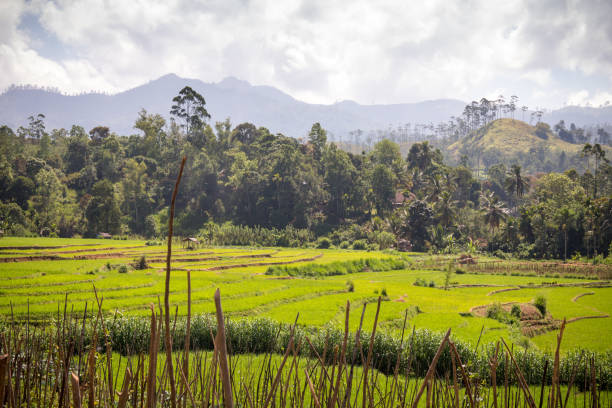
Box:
[0,236,611,353]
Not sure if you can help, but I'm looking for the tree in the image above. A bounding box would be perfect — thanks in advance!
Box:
[308,123,327,164]
[231,122,259,145]
[170,86,210,135]
[21,114,47,139]
[505,164,529,212]
[397,200,434,251]
[323,144,355,220]
[86,180,121,236]
[480,191,509,231]
[370,164,395,216]
[65,126,91,174]
[435,191,458,228]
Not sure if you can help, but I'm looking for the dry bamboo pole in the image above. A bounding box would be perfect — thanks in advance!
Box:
[70,373,82,408]
[0,354,7,407]
[449,341,475,408]
[550,318,566,408]
[500,338,536,408]
[182,270,192,408]
[410,329,451,408]
[537,360,548,408]
[362,297,382,408]
[329,301,350,408]
[214,289,234,408]
[146,306,158,408]
[117,368,132,408]
[163,156,186,408]
[490,341,500,408]
[305,369,322,408]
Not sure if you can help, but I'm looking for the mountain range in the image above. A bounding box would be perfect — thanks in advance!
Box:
[1,74,611,138]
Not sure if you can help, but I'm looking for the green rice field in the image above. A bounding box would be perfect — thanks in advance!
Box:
[0,236,610,353]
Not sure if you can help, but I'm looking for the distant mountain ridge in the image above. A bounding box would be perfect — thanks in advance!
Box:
[1,74,611,138]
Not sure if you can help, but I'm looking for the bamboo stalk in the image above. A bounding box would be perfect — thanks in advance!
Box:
[411,329,451,408]
[214,289,234,408]
[165,155,187,408]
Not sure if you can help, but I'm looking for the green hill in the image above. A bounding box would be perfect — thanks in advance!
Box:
[448,118,584,159]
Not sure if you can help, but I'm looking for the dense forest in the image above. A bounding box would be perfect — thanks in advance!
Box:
[1,86,611,260]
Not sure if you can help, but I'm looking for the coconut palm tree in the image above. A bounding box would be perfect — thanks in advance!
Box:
[435,191,458,228]
[505,164,529,212]
[480,191,510,231]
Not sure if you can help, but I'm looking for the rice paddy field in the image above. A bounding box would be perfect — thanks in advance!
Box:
[0,236,611,353]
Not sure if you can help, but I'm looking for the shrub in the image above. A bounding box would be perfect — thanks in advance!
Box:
[135,255,148,270]
[347,280,354,292]
[511,304,522,319]
[316,237,331,249]
[118,264,129,274]
[339,241,350,249]
[265,258,406,277]
[381,287,388,297]
[413,277,435,287]
[352,240,367,250]
[486,303,516,324]
[534,296,547,315]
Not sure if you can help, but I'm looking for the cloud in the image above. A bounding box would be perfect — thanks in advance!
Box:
[1,0,611,109]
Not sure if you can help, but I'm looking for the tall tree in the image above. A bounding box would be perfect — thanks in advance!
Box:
[505,164,529,212]
[480,191,509,231]
[170,86,210,135]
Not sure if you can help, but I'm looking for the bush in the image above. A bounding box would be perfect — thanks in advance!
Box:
[118,264,129,274]
[413,277,435,287]
[316,237,331,249]
[339,241,350,249]
[352,240,367,250]
[381,287,388,297]
[511,304,522,319]
[135,255,148,270]
[265,258,406,277]
[79,314,612,389]
[198,222,314,247]
[534,296,547,315]
[347,280,354,292]
[486,303,516,324]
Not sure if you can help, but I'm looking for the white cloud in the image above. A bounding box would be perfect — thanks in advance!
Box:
[1,0,611,109]
[566,90,612,107]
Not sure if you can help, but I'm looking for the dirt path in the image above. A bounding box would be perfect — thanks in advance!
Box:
[567,315,609,324]
[487,287,521,296]
[571,292,595,302]
[172,253,324,272]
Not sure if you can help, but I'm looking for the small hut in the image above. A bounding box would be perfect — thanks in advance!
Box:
[98,232,112,239]
[183,237,200,250]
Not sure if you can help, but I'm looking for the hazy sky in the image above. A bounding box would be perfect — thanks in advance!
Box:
[2,0,611,109]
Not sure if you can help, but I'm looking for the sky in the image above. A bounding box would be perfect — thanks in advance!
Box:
[1,0,612,110]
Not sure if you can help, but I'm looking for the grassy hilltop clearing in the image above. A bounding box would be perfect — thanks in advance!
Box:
[1,236,610,354]
[448,118,585,159]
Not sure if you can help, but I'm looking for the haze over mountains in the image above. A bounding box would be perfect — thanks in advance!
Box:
[1,73,611,138]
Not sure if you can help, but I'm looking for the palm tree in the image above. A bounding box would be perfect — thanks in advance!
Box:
[480,191,510,231]
[435,191,458,228]
[505,164,529,212]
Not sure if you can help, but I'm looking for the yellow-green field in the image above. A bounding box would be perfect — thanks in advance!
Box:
[0,237,610,353]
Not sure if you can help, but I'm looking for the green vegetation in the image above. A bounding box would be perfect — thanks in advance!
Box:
[1,87,610,263]
[0,237,610,356]
[265,257,406,277]
[448,119,585,166]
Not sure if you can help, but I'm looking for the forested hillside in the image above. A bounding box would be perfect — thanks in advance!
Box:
[1,87,611,260]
